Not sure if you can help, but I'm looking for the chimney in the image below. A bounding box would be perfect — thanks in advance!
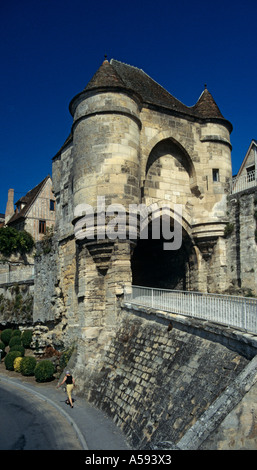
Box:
[5,188,15,223]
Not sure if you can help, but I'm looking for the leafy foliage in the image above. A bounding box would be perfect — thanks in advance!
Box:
[11,329,21,337]
[21,330,33,348]
[0,226,34,256]
[224,223,234,238]
[9,336,22,348]
[20,356,37,376]
[4,351,22,370]
[34,360,55,382]
[13,356,23,372]
[1,329,13,345]
[10,344,25,356]
[59,346,74,371]
[0,340,6,357]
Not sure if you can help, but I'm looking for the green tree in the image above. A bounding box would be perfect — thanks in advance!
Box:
[0,227,34,256]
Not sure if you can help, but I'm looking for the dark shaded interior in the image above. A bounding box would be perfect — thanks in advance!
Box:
[131,221,193,290]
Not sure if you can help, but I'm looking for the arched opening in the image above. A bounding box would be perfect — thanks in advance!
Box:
[131,218,197,291]
[143,138,199,204]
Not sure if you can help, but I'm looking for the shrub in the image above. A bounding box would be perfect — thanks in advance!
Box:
[34,360,55,382]
[4,351,22,370]
[1,329,13,346]
[11,329,21,337]
[13,356,23,372]
[0,340,6,357]
[224,223,234,238]
[21,330,33,348]
[20,356,37,376]
[9,336,22,348]
[10,344,25,356]
[59,346,74,371]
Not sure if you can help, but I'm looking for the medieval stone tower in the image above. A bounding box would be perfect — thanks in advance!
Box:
[34,58,233,378]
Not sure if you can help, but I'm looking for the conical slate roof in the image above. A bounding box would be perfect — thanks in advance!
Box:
[192,87,224,119]
[85,59,127,90]
[69,58,232,131]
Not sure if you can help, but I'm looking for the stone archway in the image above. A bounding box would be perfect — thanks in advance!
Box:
[131,217,197,291]
[143,138,196,205]
[142,135,201,198]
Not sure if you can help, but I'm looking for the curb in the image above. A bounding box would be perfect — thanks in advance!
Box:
[0,375,88,450]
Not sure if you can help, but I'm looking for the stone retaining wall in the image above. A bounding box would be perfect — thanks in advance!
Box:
[76,304,256,449]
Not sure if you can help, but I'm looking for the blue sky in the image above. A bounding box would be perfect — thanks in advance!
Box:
[0,0,257,213]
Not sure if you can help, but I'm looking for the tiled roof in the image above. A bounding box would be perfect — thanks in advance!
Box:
[69,59,232,131]
[85,59,127,90]
[192,87,224,119]
[7,176,50,225]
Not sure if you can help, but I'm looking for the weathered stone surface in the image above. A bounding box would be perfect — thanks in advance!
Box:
[75,308,250,449]
[25,60,257,450]
[226,188,257,296]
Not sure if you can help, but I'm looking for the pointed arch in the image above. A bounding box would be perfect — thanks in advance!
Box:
[142,132,200,196]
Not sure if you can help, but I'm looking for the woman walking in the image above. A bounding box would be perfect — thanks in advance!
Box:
[57,371,75,408]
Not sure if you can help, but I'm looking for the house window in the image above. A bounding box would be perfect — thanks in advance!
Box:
[212,169,219,182]
[50,199,55,211]
[246,165,255,182]
[39,220,46,234]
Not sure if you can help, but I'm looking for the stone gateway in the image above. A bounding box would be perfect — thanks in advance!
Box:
[32,59,257,449]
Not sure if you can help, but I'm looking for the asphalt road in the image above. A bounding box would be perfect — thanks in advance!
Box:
[0,382,83,450]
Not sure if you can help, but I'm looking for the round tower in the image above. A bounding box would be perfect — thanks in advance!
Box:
[70,59,142,236]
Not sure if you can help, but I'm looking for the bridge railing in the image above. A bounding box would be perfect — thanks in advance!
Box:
[124,285,257,334]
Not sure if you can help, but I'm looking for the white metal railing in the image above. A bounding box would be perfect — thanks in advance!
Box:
[125,285,257,334]
[231,170,257,194]
[0,265,34,285]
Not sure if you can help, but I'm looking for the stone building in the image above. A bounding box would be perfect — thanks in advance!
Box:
[232,139,257,193]
[227,139,257,297]
[34,58,234,368]
[5,175,56,242]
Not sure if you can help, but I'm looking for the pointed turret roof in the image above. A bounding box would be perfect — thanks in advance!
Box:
[192,87,224,119]
[69,58,232,132]
[84,58,127,91]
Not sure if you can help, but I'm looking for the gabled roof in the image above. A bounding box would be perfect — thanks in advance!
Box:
[69,58,232,132]
[7,176,51,225]
[236,139,257,177]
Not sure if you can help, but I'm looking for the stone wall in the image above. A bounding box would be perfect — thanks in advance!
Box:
[74,304,256,449]
[0,281,33,326]
[226,187,257,296]
[0,259,34,326]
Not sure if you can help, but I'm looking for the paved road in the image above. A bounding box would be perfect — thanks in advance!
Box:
[0,374,130,451]
[0,382,83,450]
